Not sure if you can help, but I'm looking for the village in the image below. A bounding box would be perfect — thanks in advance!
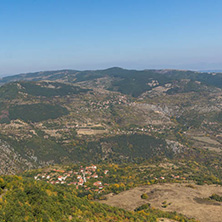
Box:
[33,162,189,197]
[88,95,129,110]
[34,165,110,193]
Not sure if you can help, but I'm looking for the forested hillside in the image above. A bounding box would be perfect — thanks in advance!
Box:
[0,175,198,222]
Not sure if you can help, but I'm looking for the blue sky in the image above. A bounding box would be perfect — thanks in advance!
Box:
[1,0,222,76]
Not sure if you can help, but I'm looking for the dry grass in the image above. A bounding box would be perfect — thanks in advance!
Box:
[77,129,107,135]
[193,136,220,145]
[99,183,222,222]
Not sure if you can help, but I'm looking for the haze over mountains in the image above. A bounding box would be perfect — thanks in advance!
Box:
[200,70,222,73]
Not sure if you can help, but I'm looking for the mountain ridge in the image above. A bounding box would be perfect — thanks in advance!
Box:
[1,67,222,98]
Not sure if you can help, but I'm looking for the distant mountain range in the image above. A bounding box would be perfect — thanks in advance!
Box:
[199,69,222,73]
[1,67,222,97]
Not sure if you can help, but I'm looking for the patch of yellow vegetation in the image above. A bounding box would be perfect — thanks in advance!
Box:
[77,129,107,135]
[46,189,57,196]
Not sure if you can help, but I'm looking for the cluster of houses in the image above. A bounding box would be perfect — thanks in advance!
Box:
[128,124,175,134]
[109,123,175,136]
[153,175,186,181]
[171,174,186,180]
[34,165,109,192]
[89,95,128,110]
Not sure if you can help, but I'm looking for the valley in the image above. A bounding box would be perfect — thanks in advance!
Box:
[0,68,222,221]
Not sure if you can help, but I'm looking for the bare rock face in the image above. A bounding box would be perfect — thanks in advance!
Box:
[0,139,33,175]
[166,139,185,154]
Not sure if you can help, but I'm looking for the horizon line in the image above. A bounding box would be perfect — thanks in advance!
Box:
[2,67,222,78]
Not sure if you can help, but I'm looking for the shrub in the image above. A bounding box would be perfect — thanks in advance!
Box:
[141,193,148,199]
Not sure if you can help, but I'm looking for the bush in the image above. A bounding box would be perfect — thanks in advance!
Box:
[141,193,148,199]
[209,194,222,202]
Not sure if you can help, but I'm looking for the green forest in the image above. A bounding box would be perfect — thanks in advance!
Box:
[9,103,69,122]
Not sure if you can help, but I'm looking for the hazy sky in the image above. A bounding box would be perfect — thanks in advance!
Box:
[1,0,222,76]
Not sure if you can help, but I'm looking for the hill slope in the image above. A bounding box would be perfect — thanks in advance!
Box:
[0,176,150,221]
[0,68,221,177]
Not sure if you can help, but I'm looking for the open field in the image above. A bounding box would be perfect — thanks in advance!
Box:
[193,136,221,145]
[99,183,222,222]
[77,128,107,135]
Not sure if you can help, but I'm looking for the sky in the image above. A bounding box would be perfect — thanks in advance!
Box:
[1,0,222,76]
